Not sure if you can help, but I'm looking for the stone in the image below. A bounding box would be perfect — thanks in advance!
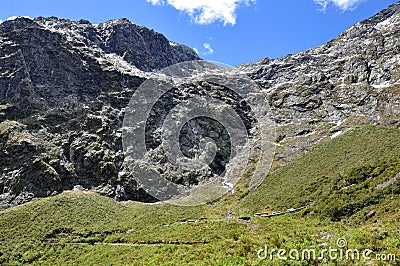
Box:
[366,210,376,219]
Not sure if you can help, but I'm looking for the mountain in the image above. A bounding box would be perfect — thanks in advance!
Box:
[0,3,399,265]
[237,1,399,168]
[0,17,199,207]
[0,2,399,208]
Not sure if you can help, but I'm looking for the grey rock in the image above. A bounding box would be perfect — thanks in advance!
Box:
[236,1,400,166]
[376,172,399,189]
[366,210,376,219]
[0,16,197,207]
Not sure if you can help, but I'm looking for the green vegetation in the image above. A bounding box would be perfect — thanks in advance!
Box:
[1,125,399,265]
[241,125,400,214]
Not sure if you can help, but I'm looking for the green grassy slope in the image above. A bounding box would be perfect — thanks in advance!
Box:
[1,125,399,265]
[240,125,400,215]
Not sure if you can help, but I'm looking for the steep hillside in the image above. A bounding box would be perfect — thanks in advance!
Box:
[1,125,399,265]
[240,125,400,218]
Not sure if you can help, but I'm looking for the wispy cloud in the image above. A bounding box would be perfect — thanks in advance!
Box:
[203,43,214,55]
[146,0,256,25]
[147,0,162,5]
[314,0,364,12]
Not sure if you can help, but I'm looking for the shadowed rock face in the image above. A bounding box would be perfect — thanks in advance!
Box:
[0,17,198,207]
[0,2,399,208]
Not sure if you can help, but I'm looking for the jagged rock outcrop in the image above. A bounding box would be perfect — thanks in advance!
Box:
[0,2,399,207]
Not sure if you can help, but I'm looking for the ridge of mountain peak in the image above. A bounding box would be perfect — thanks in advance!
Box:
[1,16,200,72]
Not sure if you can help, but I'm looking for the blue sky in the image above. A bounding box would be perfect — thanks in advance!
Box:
[0,0,398,66]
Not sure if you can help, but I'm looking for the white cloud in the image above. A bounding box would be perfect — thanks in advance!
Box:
[193,47,199,55]
[203,43,214,55]
[0,19,2,24]
[147,0,162,5]
[314,0,364,12]
[146,0,256,25]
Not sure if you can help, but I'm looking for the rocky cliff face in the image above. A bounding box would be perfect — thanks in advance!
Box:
[0,2,399,207]
[237,1,400,168]
[0,17,199,207]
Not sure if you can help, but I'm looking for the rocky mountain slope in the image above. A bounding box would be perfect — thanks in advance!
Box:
[0,2,399,208]
[238,1,399,167]
[0,17,199,207]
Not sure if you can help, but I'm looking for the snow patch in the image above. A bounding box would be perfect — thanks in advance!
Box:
[304,130,317,137]
[364,39,373,45]
[330,131,343,139]
[6,15,32,21]
[7,16,18,21]
[371,82,400,89]
[375,14,400,31]
[96,52,146,77]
